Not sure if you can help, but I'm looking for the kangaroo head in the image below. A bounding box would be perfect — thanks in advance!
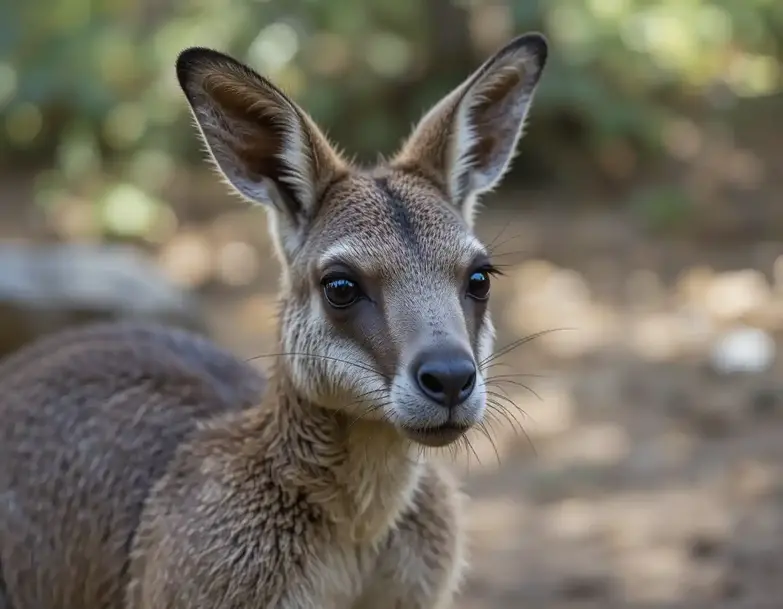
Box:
[176,34,548,447]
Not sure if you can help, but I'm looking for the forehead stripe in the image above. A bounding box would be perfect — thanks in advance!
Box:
[316,175,489,272]
[374,177,419,253]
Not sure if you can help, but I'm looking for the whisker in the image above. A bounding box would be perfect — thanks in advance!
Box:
[448,441,459,467]
[480,328,569,367]
[478,417,503,465]
[481,361,516,373]
[486,399,525,433]
[485,406,524,443]
[484,383,527,409]
[486,401,528,439]
[462,435,482,470]
[247,351,389,381]
[485,372,548,381]
[484,231,530,263]
[486,399,537,456]
[484,222,514,252]
[351,386,388,402]
[346,400,392,430]
[474,420,502,466]
[485,392,528,422]
[486,380,542,402]
[479,328,572,369]
[484,387,532,412]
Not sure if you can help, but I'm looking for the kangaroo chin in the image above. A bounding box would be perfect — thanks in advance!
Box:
[0,31,548,609]
[401,424,471,448]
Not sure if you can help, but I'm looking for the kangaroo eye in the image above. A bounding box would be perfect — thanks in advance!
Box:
[467,271,491,301]
[322,277,363,309]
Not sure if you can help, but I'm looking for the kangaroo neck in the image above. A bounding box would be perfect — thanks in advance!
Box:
[254,364,423,543]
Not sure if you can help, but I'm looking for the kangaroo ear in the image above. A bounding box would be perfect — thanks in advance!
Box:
[392,33,548,227]
[176,48,347,253]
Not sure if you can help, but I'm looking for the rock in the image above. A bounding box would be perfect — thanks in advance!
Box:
[686,564,741,601]
[559,573,613,600]
[688,534,724,561]
[690,405,737,439]
[709,326,776,375]
[0,243,206,357]
[750,387,783,419]
[674,385,745,439]
[718,574,744,600]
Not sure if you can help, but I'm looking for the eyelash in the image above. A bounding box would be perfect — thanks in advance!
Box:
[476,263,503,277]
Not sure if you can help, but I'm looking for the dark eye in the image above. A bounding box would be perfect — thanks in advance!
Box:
[467,270,491,301]
[322,277,363,308]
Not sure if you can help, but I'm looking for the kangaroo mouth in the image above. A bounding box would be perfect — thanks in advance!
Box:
[401,422,471,447]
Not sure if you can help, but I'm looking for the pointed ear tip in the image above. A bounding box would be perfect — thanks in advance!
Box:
[175,47,227,88]
[506,32,549,66]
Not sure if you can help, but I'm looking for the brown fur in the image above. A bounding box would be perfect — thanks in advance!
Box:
[0,322,265,608]
[0,33,548,608]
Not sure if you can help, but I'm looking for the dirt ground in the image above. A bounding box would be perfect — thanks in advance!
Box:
[4,173,783,608]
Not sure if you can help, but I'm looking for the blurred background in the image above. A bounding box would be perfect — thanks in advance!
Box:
[2,0,783,607]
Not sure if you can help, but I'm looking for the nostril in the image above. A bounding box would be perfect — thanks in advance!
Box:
[461,371,476,393]
[420,372,444,395]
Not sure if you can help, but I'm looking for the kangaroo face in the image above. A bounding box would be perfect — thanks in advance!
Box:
[279,170,496,446]
[176,33,548,447]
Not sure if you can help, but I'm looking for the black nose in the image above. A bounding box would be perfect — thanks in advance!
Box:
[412,348,477,408]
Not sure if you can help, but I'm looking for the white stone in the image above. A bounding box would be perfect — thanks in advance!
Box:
[710,326,776,375]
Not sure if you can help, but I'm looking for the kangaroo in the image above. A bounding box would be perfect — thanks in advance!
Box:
[0,32,548,608]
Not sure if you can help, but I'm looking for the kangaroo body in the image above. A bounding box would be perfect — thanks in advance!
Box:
[0,323,461,608]
[0,32,548,608]
[0,322,265,608]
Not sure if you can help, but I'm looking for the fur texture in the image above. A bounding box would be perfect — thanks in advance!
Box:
[0,322,265,608]
[0,32,548,609]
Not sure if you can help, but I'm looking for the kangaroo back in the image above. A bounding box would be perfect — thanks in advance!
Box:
[0,322,265,609]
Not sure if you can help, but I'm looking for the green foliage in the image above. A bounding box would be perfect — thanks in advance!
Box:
[1,0,781,236]
[630,184,695,234]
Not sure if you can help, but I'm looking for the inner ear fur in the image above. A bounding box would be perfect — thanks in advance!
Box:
[391,33,548,225]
